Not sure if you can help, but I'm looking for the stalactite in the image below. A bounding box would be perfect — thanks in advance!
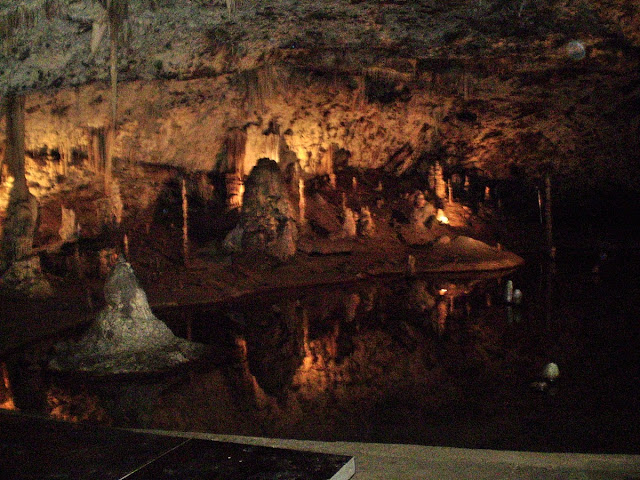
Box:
[89,0,129,194]
[240,65,281,113]
[5,94,27,199]
[266,130,280,164]
[298,178,306,227]
[225,0,236,18]
[434,162,446,200]
[0,0,65,42]
[364,67,411,85]
[258,65,280,103]
[225,129,247,174]
[327,144,335,176]
[351,75,366,110]
[88,127,107,173]
[123,233,129,258]
[225,172,243,210]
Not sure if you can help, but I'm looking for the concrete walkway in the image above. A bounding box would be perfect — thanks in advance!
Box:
[2,409,639,479]
[137,429,640,480]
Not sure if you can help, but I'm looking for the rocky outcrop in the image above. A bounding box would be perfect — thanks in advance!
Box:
[1,0,638,249]
[396,190,444,246]
[224,158,298,261]
[0,190,52,298]
[48,256,207,375]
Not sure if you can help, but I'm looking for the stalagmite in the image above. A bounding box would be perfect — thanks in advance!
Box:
[504,280,514,303]
[123,233,129,258]
[298,178,306,227]
[182,178,189,266]
[434,162,446,200]
[406,254,416,277]
[357,206,374,237]
[58,206,77,243]
[223,158,297,260]
[0,362,15,410]
[342,208,357,238]
[48,256,207,374]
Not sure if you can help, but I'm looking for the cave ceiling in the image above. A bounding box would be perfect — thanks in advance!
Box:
[1,0,638,93]
[0,0,639,187]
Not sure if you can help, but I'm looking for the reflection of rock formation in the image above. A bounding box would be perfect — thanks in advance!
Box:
[3,272,531,440]
[403,278,487,337]
[243,299,305,399]
[239,288,369,402]
[432,299,448,336]
[0,362,15,410]
[46,385,108,424]
[406,280,437,314]
[224,158,298,260]
[48,256,207,375]
[293,306,340,401]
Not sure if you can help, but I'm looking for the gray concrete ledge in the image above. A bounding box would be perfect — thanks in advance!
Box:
[132,429,640,480]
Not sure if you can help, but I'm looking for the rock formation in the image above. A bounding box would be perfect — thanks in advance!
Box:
[0,94,52,298]
[48,256,207,375]
[0,189,52,301]
[397,190,443,246]
[408,191,436,230]
[357,205,374,237]
[224,158,298,261]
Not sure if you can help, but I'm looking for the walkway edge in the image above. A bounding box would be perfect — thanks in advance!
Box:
[130,429,640,475]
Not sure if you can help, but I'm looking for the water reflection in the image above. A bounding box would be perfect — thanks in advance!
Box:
[4,259,640,453]
[7,274,506,420]
[0,362,15,410]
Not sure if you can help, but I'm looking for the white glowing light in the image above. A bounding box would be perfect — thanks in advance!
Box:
[438,289,448,295]
[238,183,245,205]
[436,209,449,224]
[542,362,559,382]
[566,40,586,61]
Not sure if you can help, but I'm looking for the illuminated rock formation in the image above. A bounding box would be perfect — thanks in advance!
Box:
[0,95,52,298]
[224,158,298,261]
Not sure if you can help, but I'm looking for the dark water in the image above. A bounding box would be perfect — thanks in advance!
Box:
[2,250,640,454]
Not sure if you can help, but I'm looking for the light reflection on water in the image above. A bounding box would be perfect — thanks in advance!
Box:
[4,253,640,453]
[0,362,15,410]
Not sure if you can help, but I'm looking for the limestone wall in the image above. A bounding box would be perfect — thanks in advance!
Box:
[2,69,449,180]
